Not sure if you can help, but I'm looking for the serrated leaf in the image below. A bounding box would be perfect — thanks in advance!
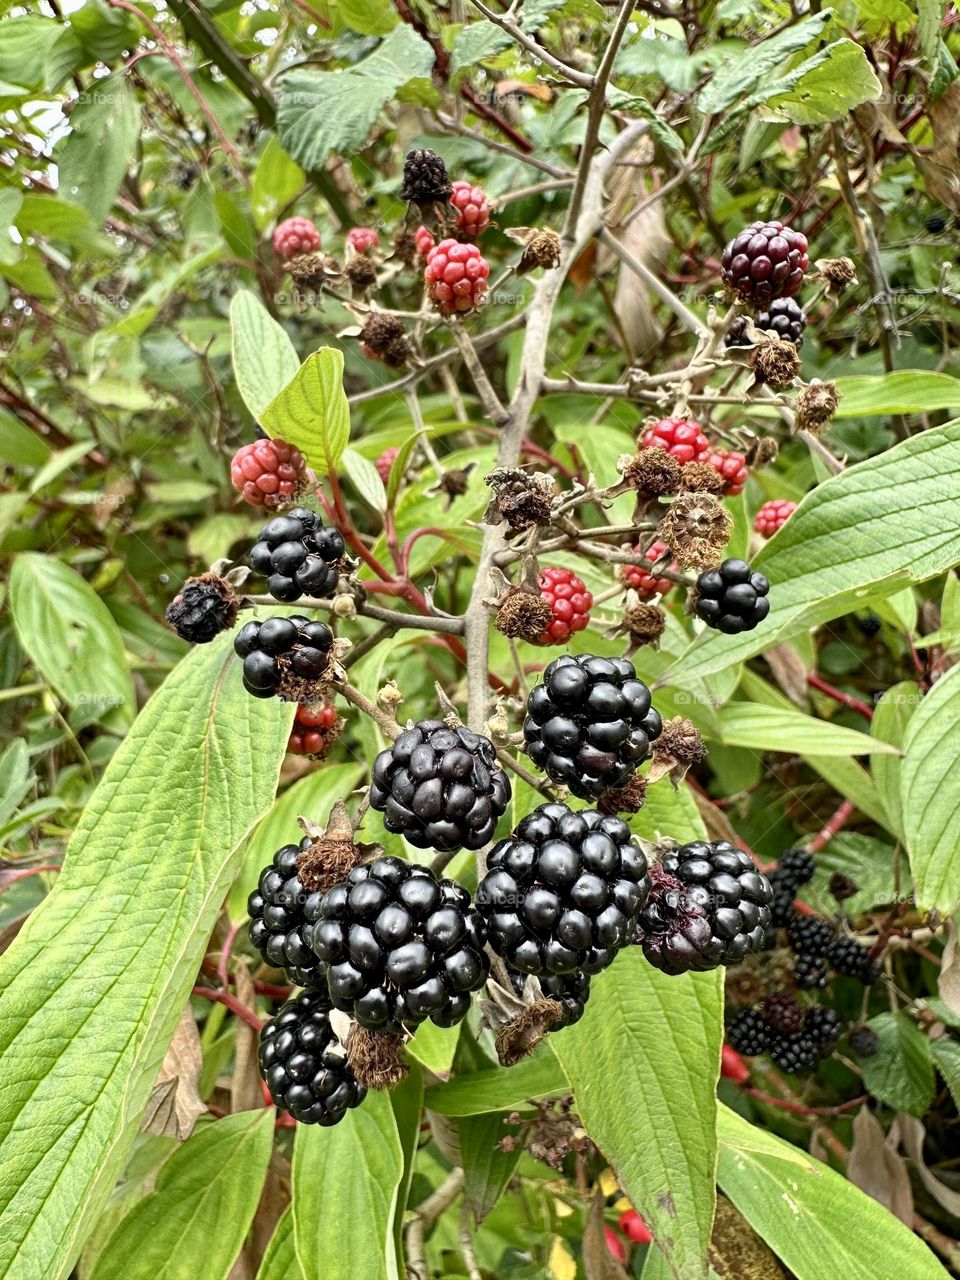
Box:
[697,12,830,113]
[343,446,387,514]
[861,1013,936,1117]
[673,421,960,681]
[292,1091,403,1280]
[714,703,897,757]
[918,0,944,73]
[832,370,960,417]
[930,1037,960,1111]
[0,635,290,1280]
[59,74,140,223]
[450,21,512,77]
[766,39,881,124]
[87,1110,275,1280]
[900,664,960,912]
[230,290,301,422]
[607,89,684,149]
[339,0,398,35]
[261,348,350,477]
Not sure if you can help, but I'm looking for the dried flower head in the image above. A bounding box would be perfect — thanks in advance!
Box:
[658,492,733,570]
[750,336,801,389]
[816,256,858,292]
[746,436,780,467]
[513,228,562,276]
[597,772,647,816]
[619,449,682,497]
[485,468,556,531]
[647,716,706,785]
[288,251,340,290]
[345,254,377,296]
[795,380,840,433]
[495,590,553,643]
[623,602,666,647]
[680,461,725,494]
[359,313,410,368]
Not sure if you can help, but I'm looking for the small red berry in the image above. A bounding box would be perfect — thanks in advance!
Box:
[450,180,491,238]
[376,446,400,486]
[414,225,435,258]
[622,540,675,600]
[604,1226,626,1264]
[721,220,809,305]
[346,226,380,255]
[707,449,749,496]
[273,217,321,260]
[535,566,593,645]
[287,701,340,757]
[230,437,309,508]
[619,1210,652,1245]
[424,238,490,314]
[754,498,797,537]
[641,417,710,465]
[721,1044,750,1085]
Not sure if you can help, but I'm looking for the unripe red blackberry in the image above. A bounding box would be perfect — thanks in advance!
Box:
[535,566,593,645]
[258,989,366,1125]
[414,225,435,258]
[621,540,675,600]
[706,449,749,496]
[450,180,490,238]
[376,447,400,485]
[619,1211,653,1245]
[369,720,510,853]
[424,238,490,314]
[166,573,239,644]
[230,437,309,508]
[721,1044,750,1084]
[754,499,797,537]
[305,858,488,1033]
[694,559,770,634]
[274,217,321,259]
[248,507,345,603]
[234,614,334,700]
[478,801,651,976]
[288,701,341,757]
[726,1008,770,1055]
[721,220,809,304]
[636,841,773,975]
[523,655,662,800]
[248,837,324,986]
[641,417,711,465]
[346,226,379,254]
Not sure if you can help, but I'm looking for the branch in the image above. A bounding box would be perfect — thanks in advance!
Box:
[405,1169,465,1280]
[466,0,594,88]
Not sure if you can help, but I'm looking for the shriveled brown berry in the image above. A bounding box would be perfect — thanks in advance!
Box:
[745,436,780,467]
[360,313,410,367]
[288,251,339,289]
[485,468,555,531]
[166,572,239,644]
[680,461,725,494]
[597,772,647,816]
[496,590,553,643]
[392,227,418,266]
[658,493,733,570]
[816,256,858,291]
[619,449,682,496]
[750,336,801,389]
[623,603,666,646]
[795,380,840,433]
[516,228,561,276]
[345,255,377,295]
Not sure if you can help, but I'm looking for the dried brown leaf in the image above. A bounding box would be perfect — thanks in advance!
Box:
[141,1005,207,1140]
[847,1107,913,1225]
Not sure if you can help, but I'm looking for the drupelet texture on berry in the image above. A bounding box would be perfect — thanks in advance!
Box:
[769,1030,819,1073]
[694,559,770,634]
[523,655,662,800]
[305,858,488,1034]
[376,447,400,486]
[536,566,593,645]
[230,437,309,508]
[273,217,321,259]
[786,913,835,958]
[450,180,491,238]
[478,802,651,976]
[249,507,345,603]
[706,449,749,496]
[622,540,675,600]
[399,148,453,206]
[778,847,815,888]
[368,720,510,853]
[288,701,341,757]
[641,417,711,464]
[720,220,809,304]
[414,225,435,258]
[258,989,366,1125]
[793,953,828,989]
[761,991,805,1033]
[234,615,333,699]
[248,837,324,987]
[346,226,379,254]
[726,1008,771,1055]
[754,499,797,537]
[825,935,881,984]
[804,1005,841,1050]
[424,238,490,313]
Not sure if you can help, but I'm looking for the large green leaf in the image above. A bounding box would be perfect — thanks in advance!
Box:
[872,681,921,841]
[697,12,830,112]
[671,421,960,681]
[291,1091,404,1280]
[230,290,301,421]
[717,1105,948,1279]
[424,1050,567,1116]
[9,552,136,731]
[261,348,351,478]
[58,74,140,223]
[714,704,896,757]
[87,1110,275,1280]
[0,636,289,1280]
[859,1012,936,1116]
[832,370,960,418]
[257,1208,304,1280]
[767,39,881,124]
[554,784,720,1280]
[900,665,960,912]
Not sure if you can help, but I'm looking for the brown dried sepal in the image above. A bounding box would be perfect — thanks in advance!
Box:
[296,801,368,893]
[513,228,562,276]
[647,715,706,786]
[622,602,666,651]
[485,467,556,531]
[619,449,682,497]
[750,336,801,390]
[495,589,552,643]
[359,313,410,367]
[277,636,351,705]
[597,772,647,816]
[816,256,858,292]
[745,436,780,467]
[795,380,840,434]
[288,251,341,289]
[495,999,565,1067]
[658,492,733,571]
[345,1024,409,1090]
[680,461,725,494]
[345,255,377,296]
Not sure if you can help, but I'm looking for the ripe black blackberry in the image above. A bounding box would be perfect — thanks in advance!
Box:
[522,655,662,801]
[761,992,804,1034]
[477,802,651,977]
[233,614,333,699]
[724,299,806,349]
[793,953,828,989]
[826,935,881,984]
[786,913,834,957]
[694,559,770,634]
[368,721,510,854]
[720,220,809,304]
[166,573,239,643]
[848,1024,879,1058]
[399,148,452,206]
[766,880,796,929]
[726,1008,770,1056]
[305,857,488,1034]
[249,508,345,604]
[258,989,366,1125]
[248,837,324,986]
[770,1030,819,1073]
[778,847,815,889]
[804,1005,841,1053]
[510,969,591,1029]
[635,840,772,975]
[926,212,948,234]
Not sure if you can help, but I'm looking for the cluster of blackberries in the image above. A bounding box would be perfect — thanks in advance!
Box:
[522,655,662,800]
[635,840,773,975]
[259,990,366,1125]
[725,298,806,349]
[249,508,345,603]
[477,802,651,977]
[369,720,510,854]
[233,615,333,699]
[727,993,840,1073]
[694,559,770,635]
[248,836,324,988]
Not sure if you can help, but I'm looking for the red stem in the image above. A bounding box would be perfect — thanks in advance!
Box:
[807,673,874,720]
[808,799,856,853]
[192,985,264,1032]
[745,1089,868,1117]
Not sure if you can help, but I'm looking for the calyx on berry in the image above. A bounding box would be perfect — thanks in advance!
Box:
[234,614,335,701]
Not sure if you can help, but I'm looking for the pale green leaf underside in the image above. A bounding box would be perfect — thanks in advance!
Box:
[261,347,351,477]
[230,289,301,421]
[900,663,960,911]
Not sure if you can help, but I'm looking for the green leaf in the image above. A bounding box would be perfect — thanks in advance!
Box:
[461,1110,522,1224]
[230,290,301,421]
[343,446,387,514]
[872,680,921,840]
[0,406,50,466]
[0,741,32,829]
[251,136,305,232]
[339,0,398,35]
[276,26,434,171]
[9,553,135,731]
[59,74,140,223]
[930,1037,960,1111]
[0,17,82,94]
[714,703,897,757]
[832,370,960,417]
[697,12,830,113]
[292,1091,403,1280]
[450,22,512,78]
[406,1020,461,1076]
[673,421,960,681]
[917,0,944,72]
[803,832,909,917]
[607,89,684,149]
[860,1012,936,1116]
[261,348,351,477]
[86,1110,275,1280]
[0,635,289,1280]
[900,665,960,912]
[257,1208,304,1280]
[767,39,882,124]
[15,195,114,256]
[424,1051,568,1116]
[717,1105,949,1280]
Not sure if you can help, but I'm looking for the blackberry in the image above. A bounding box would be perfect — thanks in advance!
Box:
[234,615,333,700]
[725,301,806,349]
[522,655,662,801]
[248,837,324,987]
[926,212,948,234]
[693,559,770,634]
[635,840,773,975]
[720,220,809,304]
[258,990,366,1125]
[778,847,815,889]
[510,968,591,1029]
[249,508,345,604]
[848,1023,879,1058]
[767,877,796,928]
[825,935,881,984]
[305,857,488,1034]
[477,802,651,977]
[760,992,805,1034]
[399,148,452,206]
[786,913,834,957]
[724,316,751,348]
[166,573,238,644]
[726,1008,770,1056]
[793,953,828,989]
[804,1005,841,1053]
[770,1030,819,1073]
[369,721,510,854]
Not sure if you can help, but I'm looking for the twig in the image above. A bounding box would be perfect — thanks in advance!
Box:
[808,799,856,853]
[466,0,594,87]
[405,1169,465,1280]
[329,678,401,740]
